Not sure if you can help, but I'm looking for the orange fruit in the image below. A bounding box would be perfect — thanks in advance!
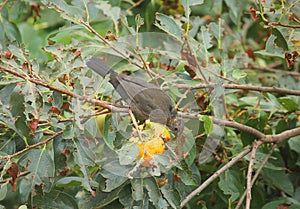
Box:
[131,120,171,167]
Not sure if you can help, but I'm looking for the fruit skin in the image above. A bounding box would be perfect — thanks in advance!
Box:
[130,120,172,167]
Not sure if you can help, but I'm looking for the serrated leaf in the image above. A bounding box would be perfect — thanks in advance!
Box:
[180,0,204,18]
[177,168,198,186]
[19,149,54,182]
[96,2,121,26]
[161,184,180,209]
[41,0,85,21]
[101,170,128,192]
[155,13,181,40]
[78,186,124,208]
[33,189,78,209]
[144,177,168,207]
[131,178,144,201]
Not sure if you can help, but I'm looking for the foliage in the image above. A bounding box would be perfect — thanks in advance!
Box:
[0,0,299,208]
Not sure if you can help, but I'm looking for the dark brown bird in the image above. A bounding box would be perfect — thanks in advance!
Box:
[86,56,182,134]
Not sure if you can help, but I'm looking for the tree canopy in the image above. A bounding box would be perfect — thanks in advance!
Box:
[0,0,300,208]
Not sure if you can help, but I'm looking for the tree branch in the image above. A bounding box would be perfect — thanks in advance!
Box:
[173,83,300,96]
[261,127,300,143]
[0,171,30,183]
[80,20,144,69]
[0,131,63,160]
[0,66,126,113]
[246,141,262,209]
[180,146,252,208]
[235,143,276,209]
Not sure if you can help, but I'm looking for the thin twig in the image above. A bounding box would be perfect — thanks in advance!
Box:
[172,83,300,96]
[246,140,262,209]
[266,21,300,29]
[235,143,276,209]
[179,113,266,139]
[126,0,144,11]
[128,109,143,141]
[0,171,30,183]
[0,66,123,112]
[0,131,63,160]
[80,20,144,69]
[0,0,9,11]
[249,65,300,76]
[180,146,252,208]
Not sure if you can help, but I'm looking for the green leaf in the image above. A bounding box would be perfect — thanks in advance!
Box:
[200,115,213,136]
[131,178,144,201]
[33,189,78,209]
[96,2,121,27]
[154,13,181,40]
[144,177,168,207]
[232,69,247,80]
[161,184,180,209]
[180,0,204,18]
[0,184,7,201]
[119,184,134,208]
[78,186,124,208]
[277,97,299,112]
[177,167,198,186]
[218,169,244,202]
[19,149,54,184]
[208,21,224,42]
[101,170,128,192]
[103,116,116,150]
[41,0,85,21]
[72,138,95,192]
[1,18,21,42]
[224,0,247,25]
[272,28,288,51]
[262,168,294,196]
[117,143,139,165]
[255,34,285,58]
[262,198,300,209]
[56,177,84,187]
[288,135,300,153]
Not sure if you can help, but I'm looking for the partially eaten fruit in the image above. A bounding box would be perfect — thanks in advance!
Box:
[130,120,171,167]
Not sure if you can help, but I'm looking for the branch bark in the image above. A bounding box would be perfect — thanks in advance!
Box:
[0,131,63,160]
[180,146,252,208]
[173,83,300,96]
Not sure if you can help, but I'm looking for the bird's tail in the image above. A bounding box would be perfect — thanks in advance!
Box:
[86,56,114,78]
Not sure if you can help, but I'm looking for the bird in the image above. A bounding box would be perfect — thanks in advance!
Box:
[86,56,182,135]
